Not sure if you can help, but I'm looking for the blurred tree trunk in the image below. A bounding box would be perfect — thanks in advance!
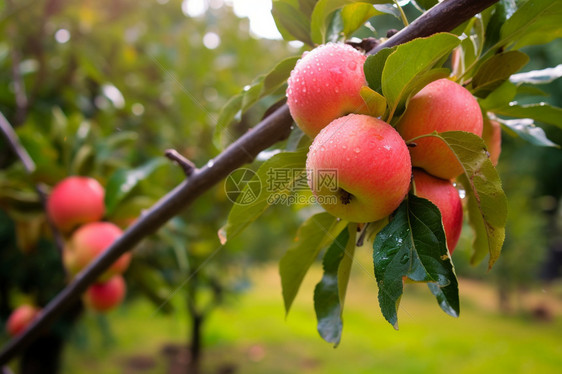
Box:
[19,301,83,374]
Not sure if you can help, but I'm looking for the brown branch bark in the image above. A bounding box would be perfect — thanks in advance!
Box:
[0,0,499,365]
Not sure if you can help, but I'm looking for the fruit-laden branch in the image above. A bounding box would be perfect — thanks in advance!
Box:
[0,0,498,365]
[0,112,65,253]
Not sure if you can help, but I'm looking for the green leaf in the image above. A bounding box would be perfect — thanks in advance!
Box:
[104,158,167,216]
[478,80,517,111]
[510,64,562,85]
[483,0,517,52]
[272,1,314,45]
[310,0,392,44]
[263,56,300,94]
[413,0,438,10]
[364,47,395,93]
[471,51,529,98]
[280,212,348,315]
[373,195,459,329]
[494,117,559,147]
[314,223,356,346]
[428,132,507,268]
[360,86,387,117]
[213,94,243,149]
[381,33,460,120]
[500,0,562,49]
[220,148,308,244]
[299,0,318,18]
[70,144,95,176]
[214,56,299,149]
[494,103,562,130]
[341,3,381,38]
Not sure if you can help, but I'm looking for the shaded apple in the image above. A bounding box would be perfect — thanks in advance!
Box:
[6,304,41,337]
[396,78,483,180]
[306,114,412,223]
[287,43,369,138]
[482,116,502,166]
[412,169,463,253]
[83,275,126,312]
[47,176,105,233]
[64,222,131,281]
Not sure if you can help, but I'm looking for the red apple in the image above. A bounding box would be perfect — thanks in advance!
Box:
[47,176,105,233]
[64,222,131,281]
[6,305,40,337]
[412,169,463,253]
[396,78,483,180]
[482,116,502,166]
[287,43,369,138]
[306,114,412,223]
[84,275,126,312]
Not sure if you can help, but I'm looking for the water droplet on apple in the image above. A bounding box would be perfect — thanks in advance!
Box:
[354,147,360,154]
[348,61,357,70]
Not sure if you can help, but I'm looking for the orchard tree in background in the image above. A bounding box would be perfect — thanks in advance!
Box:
[1,0,562,373]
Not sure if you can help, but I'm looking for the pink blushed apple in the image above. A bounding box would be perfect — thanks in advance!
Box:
[47,176,105,233]
[64,222,131,281]
[412,169,463,253]
[306,114,412,223]
[396,78,483,180]
[287,43,369,138]
[483,116,502,166]
[84,275,126,312]
[6,305,41,337]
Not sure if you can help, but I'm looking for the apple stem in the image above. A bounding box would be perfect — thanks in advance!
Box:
[165,149,197,177]
[356,223,371,247]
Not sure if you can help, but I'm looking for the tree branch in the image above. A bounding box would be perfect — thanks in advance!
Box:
[0,0,499,364]
[0,112,65,253]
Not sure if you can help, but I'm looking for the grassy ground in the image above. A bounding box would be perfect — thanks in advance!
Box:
[61,259,562,374]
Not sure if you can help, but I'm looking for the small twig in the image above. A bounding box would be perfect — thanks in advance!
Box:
[356,223,371,247]
[347,37,381,53]
[0,111,65,254]
[165,149,197,177]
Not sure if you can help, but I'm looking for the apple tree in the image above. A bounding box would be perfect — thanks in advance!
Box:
[1,0,562,371]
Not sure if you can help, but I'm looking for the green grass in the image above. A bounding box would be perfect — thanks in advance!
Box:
[61,262,562,374]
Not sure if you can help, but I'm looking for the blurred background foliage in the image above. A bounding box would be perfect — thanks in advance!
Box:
[0,0,561,373]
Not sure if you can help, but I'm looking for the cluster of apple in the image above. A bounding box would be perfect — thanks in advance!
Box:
[287,43,501,253]
[47,176,129,312]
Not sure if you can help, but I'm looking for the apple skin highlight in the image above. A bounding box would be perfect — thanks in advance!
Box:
[306,114,412,223]
[396,78,483,180]
[287,43,369,138]
[47,176,105,233]
[64,222,130,282]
